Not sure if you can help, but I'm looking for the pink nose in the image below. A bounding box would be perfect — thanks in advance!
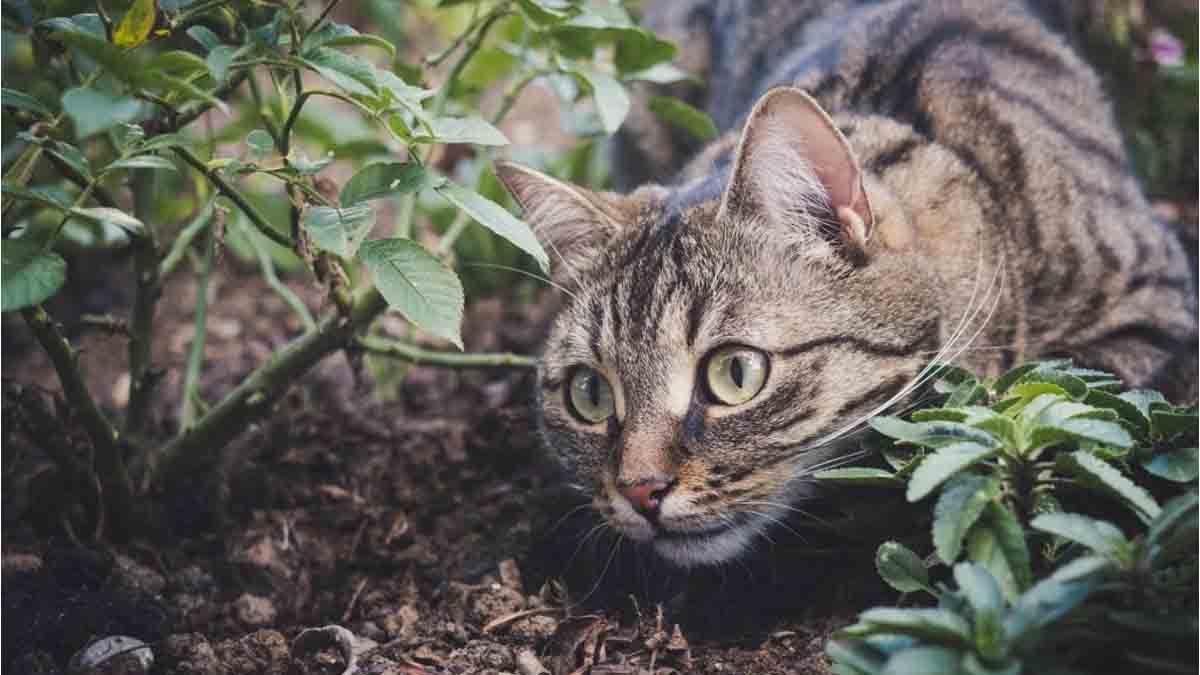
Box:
[618,479,674,517]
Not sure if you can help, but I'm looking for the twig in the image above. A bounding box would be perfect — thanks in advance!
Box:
[305,0,343,39]
[341,577,367,622]
[240,217,316,330]
[80,314,132,337]
[356,335,536,369]
[179,207,219,429]
[21,306,136,538]
[125,170,163,436]
[160,196,218,279]
[491,70,540,126]
[172,145,293,249]
[482,607,563,634]
[43,152,120,208]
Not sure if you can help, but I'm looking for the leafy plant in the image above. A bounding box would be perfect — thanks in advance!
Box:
[1,0,706,538]
[821,360,1198,674]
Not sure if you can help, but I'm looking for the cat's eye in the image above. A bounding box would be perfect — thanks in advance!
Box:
[566,367,616,423]
[704,347,769,406]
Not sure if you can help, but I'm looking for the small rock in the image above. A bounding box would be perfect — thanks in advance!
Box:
[447,640,514,671]
[469,584,526,626]
[510,615,558,643]
[214,629,289,675]
[498,559,523,592]
[2,553,44,575]
[381,604,421,638]
[114,554,166,595]
[234,593,277,626]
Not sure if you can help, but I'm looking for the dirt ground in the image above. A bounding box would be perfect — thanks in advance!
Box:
[3,241,906,675]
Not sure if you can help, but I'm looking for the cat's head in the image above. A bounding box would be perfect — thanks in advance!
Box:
[498,87,938,567]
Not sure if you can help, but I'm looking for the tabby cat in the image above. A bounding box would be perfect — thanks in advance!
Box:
[496,0,1198,568]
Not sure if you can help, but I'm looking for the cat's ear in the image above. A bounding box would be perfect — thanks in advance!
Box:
[495,160,633,281]
[719,86,873,256]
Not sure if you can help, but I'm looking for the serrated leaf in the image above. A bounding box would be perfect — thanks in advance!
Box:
[1085,389,1150,435]
[303,23,396,59]
[1059,451,1160,520]
[434,181,549,273]
[358,238,464,348]
[571,66,630,134]
[871,417,1000,449]
[614,27,676,74]
[340,162,434,207]
[1118,389,1168,418]
[858,608,971,645]
[1046,555,1111,583]
[1146,491,1199,551]
[954,563,1003,615]
[206,45,237,82]
[910,409,969,423]
[302,205,375,258]
[1016,368,1088,400]
[114,0,156,48]
[1142,447,1199,483]
[1151,410,1198,439]
[907,442,999,502]
[2,88,52,118]
[933,474,999,564]
[186,25,221,51]
[415,116,509,146]
[993,363,1038,395]
[1004,576,1096,647]
[62,87,143,139]
[647,96,718,141]
[1031,512,1128,557]
[875,541,929,593]
[105,155,177,173]
[968,503,1032,600]
[302,47,378,97]
[1,239,67,312]
[814,467,902,486]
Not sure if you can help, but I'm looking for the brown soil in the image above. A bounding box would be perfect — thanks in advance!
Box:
[2,245,896,675]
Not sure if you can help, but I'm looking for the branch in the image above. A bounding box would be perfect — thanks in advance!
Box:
[159,195,217,279]
[179,206,219,429]
[155,287,388,483]
[239,216,316,330]
[172,145,293,249]
[21,306,136,536]
[357,335,536,369]
[124,170,163,436]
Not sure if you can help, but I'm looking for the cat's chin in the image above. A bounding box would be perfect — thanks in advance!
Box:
[650,526,756,568]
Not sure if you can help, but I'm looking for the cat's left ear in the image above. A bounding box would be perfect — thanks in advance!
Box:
[720,86,873,256]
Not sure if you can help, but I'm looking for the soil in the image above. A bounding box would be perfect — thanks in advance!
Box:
[2,241,900,675]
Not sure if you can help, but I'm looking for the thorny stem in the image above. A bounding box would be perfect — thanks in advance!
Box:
[357,335,536,369]
[125,170,163,436]
[179,208,218,429]
[172,145,293,249]
[21,306,136,538]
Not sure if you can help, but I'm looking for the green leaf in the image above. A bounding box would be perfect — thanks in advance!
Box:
[139,133,192,152]
[340,162,435,207]
[880,646,961,675]
[1142,447,1199,482]
[434,180,550,273]
[647,96,718,142]
[1,239,67,312]
[2,88,53,118]
[206,45,237,82]
[302,204,375,258]
[245,129,275,156]
[954,562,1003,615]
[907,442,1000,502]
[871,417,1001,449]
[875,541,930,593]
[815,467,902,486]
[993,363,1038,395]
[1084,389,1150,435]
[43,17,139,82]
[827,639,886,675]
[624,62,696,84]
[186,25,222,51]
[1118,389,1168,419]
[571,66,630,134]
[1004,576,1096,647]
[62,87,143,139]
[1031,512,1128,557]
[303,23,396,59]
[1046,555,1111,583]
[358,238,464,348]
[1151,409,1198,439]
[614,28,677,74]
[858,608,971,645]
[415,116,509,146]
[105,155,177,173]
[968,503,1032,600]
[113,0,157,48]
[71,207,145,237]
[302,48,378,97]
[287,152,333,176]
[1016,368,1088,400]
[933,474,999,564]
[1146,491,1198,551]
[1058,451,1161,521]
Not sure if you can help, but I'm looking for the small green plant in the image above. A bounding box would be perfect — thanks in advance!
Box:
[1,0,709,539]
[821,360,1198,674]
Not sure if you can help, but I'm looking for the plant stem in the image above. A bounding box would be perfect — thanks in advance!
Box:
[155,285,388,483]
[357,335,535,369]
[21,306,136,538]
[240,215,316,330]
[172,71,249,131]
[429,7,510,121]
[160,196,218,279]
[124,170,163,436]
[173,145,293,249]
[179,209,217,429]
[305,0,342,38]
[491,70,539,126]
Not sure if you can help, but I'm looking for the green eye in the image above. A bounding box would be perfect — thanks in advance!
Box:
[705,347,769,405]
[566,367,616,423]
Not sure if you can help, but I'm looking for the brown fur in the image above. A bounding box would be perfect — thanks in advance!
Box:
[498,0,1197,567]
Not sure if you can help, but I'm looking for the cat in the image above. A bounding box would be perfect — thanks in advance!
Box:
[496,0,1198,570]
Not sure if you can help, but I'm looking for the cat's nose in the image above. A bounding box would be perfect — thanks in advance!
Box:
[618,478,675,518]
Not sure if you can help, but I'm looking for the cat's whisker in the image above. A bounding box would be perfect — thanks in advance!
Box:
[459,261,579,300]
[737,499,830,531]
[571,532,625,608]
[563,520,612,574]
[544,502,595,537]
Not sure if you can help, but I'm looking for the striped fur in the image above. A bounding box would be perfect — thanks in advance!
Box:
[500,0,1198,567]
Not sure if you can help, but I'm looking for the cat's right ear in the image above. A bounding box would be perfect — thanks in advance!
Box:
[495,160,631,282]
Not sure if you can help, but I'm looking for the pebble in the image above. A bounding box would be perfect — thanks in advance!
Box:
[234,593,277,626]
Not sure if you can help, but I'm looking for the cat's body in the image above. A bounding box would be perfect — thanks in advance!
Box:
[498,0,1197,571]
